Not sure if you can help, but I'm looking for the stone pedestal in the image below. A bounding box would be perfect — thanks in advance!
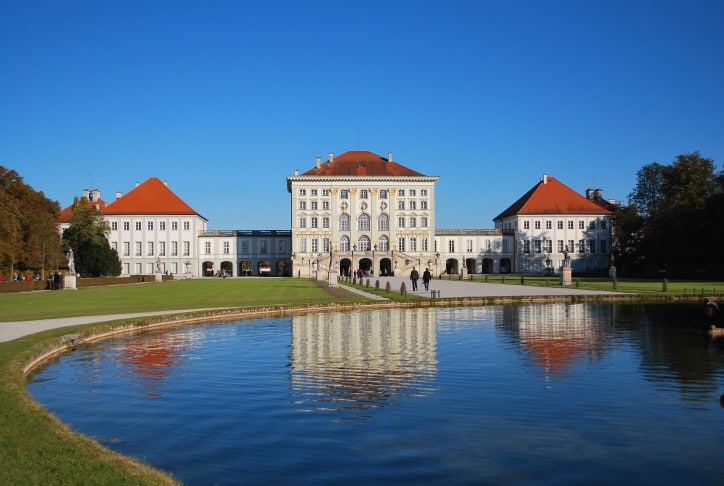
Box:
[608,266,617,279]
[329,273,338,287]
[560,267,572,286]
[154,272,163,282]
[63,274,77,290]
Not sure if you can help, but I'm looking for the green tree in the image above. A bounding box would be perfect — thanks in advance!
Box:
[62,197,121,277]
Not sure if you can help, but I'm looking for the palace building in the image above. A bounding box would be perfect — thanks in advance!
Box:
[59,150,615,278]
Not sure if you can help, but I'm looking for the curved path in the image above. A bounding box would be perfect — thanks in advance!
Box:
[1,278,621,343]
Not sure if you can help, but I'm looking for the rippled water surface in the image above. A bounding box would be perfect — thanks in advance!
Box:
[28,303,724,485]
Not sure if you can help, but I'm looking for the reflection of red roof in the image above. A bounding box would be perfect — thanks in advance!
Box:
[524,338,588,375]
[102,177,205,218]
[59,198,108,223]
[302,151,425,177]
[494,176,612,220]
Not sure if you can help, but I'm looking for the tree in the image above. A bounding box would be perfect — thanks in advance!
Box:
[0,166,63,278]
[624,152,722,274]
[62,197,121,277]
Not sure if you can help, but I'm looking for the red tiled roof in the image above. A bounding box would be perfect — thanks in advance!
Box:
[58,198,108,223]
[302,151,425,177]
[101,178,204,218]
[494,175,613,220]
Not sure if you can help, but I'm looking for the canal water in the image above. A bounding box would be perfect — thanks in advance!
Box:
[28,303,724,485]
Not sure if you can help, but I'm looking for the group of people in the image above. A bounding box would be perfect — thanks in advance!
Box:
[409,267,432,292]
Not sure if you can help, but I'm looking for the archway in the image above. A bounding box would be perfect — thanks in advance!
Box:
[500,258,512,274]
[340,258,352,277]
[379,258,392,276]
[465,258,477,274]
[445,258,459,274]
[277,260,289,277]
[202,261,215,277]
[482,258,494,274]
[239,260,251,276]
[258,260,271,276]
[220,261,233,277]
[359,258,372,275]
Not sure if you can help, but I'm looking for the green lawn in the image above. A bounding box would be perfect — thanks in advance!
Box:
[0,277,366,322]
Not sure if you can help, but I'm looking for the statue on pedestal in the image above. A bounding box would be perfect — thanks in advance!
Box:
[67,249,76,274]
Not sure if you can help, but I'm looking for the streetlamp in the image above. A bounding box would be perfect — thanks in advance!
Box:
[373,244,377,276]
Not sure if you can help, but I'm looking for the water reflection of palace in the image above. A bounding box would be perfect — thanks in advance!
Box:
[502,304,613,378]
[290,308,438,417]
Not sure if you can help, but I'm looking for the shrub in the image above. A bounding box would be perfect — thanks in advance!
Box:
[375,279,380,290]
[385,281,391,292]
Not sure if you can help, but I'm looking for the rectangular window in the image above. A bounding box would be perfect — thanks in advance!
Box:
[398,237,406,252]
[123,242,130,256]
[148,263,154,274]
[486,240,491,252]
[557,240,564,253]
[422,238,428,251]
[578,239,585,253]
[159,241,166,256]
[205,241,211,254]
[135,221,142,231]
[322,189,330,197]
[123,221,130,231]
[579,221,585,229]
[279,240,286,253]
[557,221,563,229]
[421,189,427,196]
[323,217,330,228]
[322,201,330,210]
[589,220,596,229]
[545,240,552,253]
[600,240,607,253]
[398,190,405,196]
[360,189,368,199]
[159,221,166,231]
[260,241,267,254]
[298,238,307,253]
[466,239,473,252]
[299,201,306,210]
[241,241,249,254]
[323,238,330,253]
[147,242,154,256]
[409,201,416,210]
[546,221,552,230]
[111,241,117,251]
[535,221,541,230]
[502,239,509,253]
[523,221,530,230]
[183,241,190,256]
[524,240,530,254]
[111,221,118,231]
[340,190,348,199]
[311,238,319,252]
[147,221,153,231]
[534,240,542,253]
[409,189,416,196]
[299,217,306,228]
[123,263,130,275]
[410,217,416,228]
[421,200,428,210]
[135,242,142,256]
[589,239,596,253]
[183,221,190,231]
[311,189,317,196]
[135,263,142,275]
[601,220,607,230]
[172,221,178,231]
[421,217,428,227]
[568,240,575,253]
[448,240,455,252]
[410,237,417,252]
[311,201,317,210]
[397,217,405,228]
[568,221,574,230]
[379,190,387,199]
[398,201,405,210]
[171,262,178,274]
[172,241,178,256]
[311,217,318,228]
[299,189,306,196]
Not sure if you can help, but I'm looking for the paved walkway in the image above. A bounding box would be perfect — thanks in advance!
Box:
[1,279,620,343]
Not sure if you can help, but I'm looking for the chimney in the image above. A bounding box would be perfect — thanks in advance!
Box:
[82,189,90,199]
[315,156,321,169]
[115,191,122,200]
[542,174,548,184]
[91,189,100,201]
[328,152,334,163]
[163,180,168,187]
[294,169,300,176]
[135,181,140,187]
[594,188,603,200]
[585,188,594,200]
[387,152,393,162]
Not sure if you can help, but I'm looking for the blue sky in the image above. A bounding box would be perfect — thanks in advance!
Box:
[2,0,723,230]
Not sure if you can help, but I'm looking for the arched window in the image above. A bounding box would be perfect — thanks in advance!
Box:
[378,236,389,251]
[357,235,371,251]
[378,213,389,231]
[339,213,350,231]
[358,213,370,231]
[339,236,350,252]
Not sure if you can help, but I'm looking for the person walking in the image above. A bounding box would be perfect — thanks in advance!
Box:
[410,267,419,291]
[422,268,431,291]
